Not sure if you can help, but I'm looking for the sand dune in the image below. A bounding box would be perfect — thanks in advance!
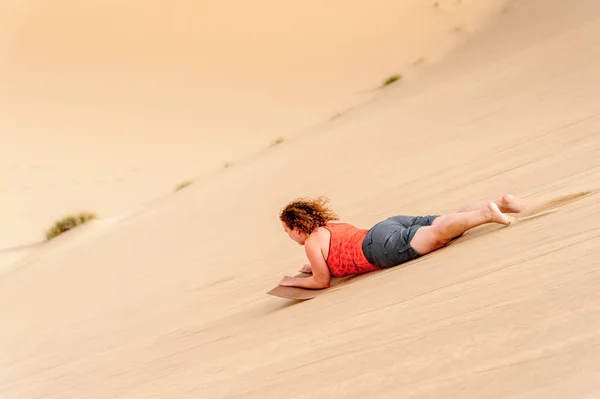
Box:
[0,0,506,254]
[2,0,600,398]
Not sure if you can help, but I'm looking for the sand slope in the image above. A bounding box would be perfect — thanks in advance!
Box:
[2,0,600,398]
[0,0,507,253]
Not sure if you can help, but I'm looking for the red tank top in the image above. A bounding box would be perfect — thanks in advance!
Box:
[322,223,380,277]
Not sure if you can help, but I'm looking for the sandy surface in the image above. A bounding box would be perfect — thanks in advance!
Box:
[0,0,506,252]
[2,0,600,398]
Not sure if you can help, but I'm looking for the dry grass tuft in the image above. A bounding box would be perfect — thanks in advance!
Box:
[381,74,403,88]
[174,180,194,192]
[270,137,285,146]
[45,212,98,240]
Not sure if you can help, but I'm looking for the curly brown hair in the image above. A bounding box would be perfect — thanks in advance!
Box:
[279,196,340,235]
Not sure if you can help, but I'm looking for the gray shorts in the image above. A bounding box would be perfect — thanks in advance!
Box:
[362,215,439,268]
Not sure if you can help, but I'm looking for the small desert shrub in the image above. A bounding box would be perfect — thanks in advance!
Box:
[174,180,194,192]
[224,161,233,168]
[45,212,98,240]
[270,137,284,146]
[331,111,344,120]
[331,107,354,120]
[381,74,402,88]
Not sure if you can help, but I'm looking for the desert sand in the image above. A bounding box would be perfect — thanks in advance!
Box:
[2,0,600,398]
[0,0,506,254]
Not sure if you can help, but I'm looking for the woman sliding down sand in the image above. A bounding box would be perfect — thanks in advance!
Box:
[279,194,530,289]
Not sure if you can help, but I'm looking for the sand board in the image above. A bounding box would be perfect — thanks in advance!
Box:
[266,272,382,300]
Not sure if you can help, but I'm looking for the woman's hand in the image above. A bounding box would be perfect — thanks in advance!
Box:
[298,264,313,274]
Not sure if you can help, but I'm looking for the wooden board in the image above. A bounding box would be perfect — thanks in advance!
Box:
[266,272,382,300]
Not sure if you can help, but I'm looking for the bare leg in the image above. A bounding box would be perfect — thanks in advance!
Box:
[458,193,531,214]
[411,202,514,255]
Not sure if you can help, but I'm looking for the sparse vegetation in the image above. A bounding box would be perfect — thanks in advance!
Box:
[224,161,233,168]
[381,74,403,88]
[331,107,355,121]
[45,212,98,240]
[331,111,344,120]
[413,57,426,66]
[433,1,439,7]
[174,180,194,192]
[270,137,285,146]
[453,25,465,33]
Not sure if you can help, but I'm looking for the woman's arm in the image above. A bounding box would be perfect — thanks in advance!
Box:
[279,236,331,289]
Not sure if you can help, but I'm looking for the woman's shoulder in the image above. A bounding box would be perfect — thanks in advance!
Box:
[306,227,331,250]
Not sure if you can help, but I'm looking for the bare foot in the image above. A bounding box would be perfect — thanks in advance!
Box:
[485,202,515,225]
[499,193,531,213]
